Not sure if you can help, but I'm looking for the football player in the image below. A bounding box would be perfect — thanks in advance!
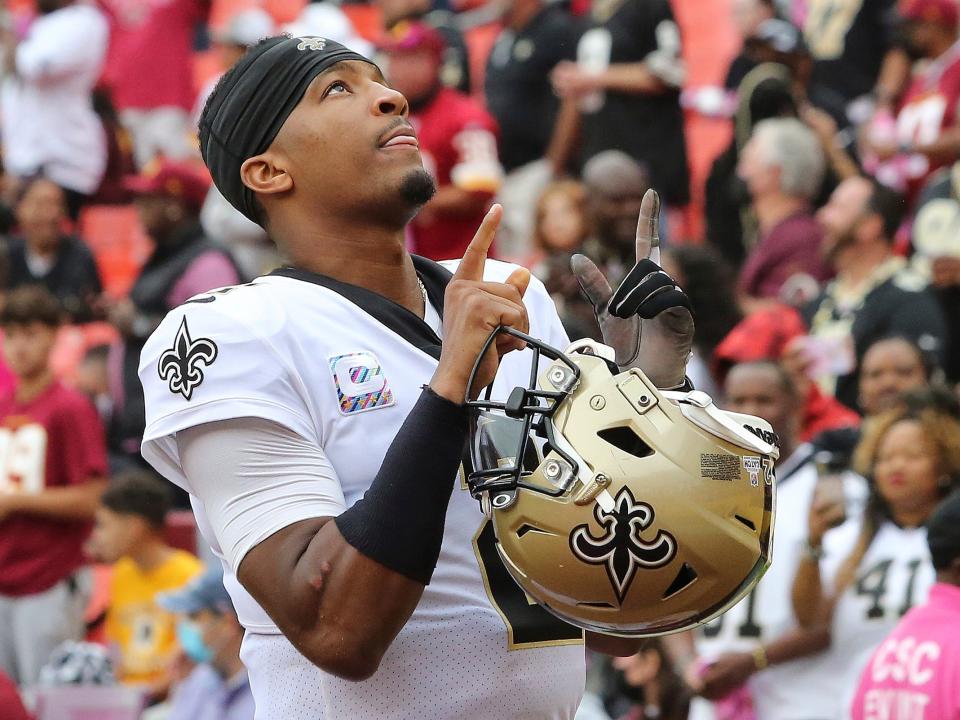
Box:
[139,36,693,719]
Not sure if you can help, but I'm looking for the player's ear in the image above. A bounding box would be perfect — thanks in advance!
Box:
[240,152,293,197]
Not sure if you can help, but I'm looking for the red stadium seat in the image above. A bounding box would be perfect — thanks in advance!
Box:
[165,511,199,556]
[77,205,153,300]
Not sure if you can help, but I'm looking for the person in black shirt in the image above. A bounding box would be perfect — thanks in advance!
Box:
[2,176,102,322]
[485,0,580,174]
[800,177,947,409]
[550,0,690,207]
[106,160,241,474]
[802,0,902,124]
[725,0,777,90]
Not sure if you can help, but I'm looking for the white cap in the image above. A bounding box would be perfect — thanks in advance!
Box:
[281,2,374,57]
[217,8,276,47]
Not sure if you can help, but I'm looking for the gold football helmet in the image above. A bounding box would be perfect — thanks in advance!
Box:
[467,328,778,637]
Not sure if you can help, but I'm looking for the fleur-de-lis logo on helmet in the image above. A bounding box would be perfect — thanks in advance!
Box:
[158,318,218,401]
[570,486,677,604]
[297,37,327,51]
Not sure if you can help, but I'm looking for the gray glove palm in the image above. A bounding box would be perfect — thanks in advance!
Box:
[571,190,695,389]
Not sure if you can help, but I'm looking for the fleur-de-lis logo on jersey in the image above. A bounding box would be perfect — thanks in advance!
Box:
[569,486,677,603]
[157,318,218,401]
[297,37,327,51]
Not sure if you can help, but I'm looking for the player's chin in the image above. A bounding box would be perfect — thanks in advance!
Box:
[399,167,437,208]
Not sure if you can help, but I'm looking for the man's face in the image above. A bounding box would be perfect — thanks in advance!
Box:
[88,507,144,563]
[383,49,440,106]
[816,177,872,262]
[859,339,928,417]
[2,322,56,380]
[587,188,645,250]
[267,60,434,223]
[904,20,941,58]
[134,194,186,242]
[737,135,778,200]
[374,0,429,26]
[724,365,796,445]
[17,179,66,253]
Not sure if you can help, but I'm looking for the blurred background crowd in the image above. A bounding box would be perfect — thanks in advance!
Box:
[0,0,959,717]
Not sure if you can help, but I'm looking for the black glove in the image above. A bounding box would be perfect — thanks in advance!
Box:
[571,189,694,389]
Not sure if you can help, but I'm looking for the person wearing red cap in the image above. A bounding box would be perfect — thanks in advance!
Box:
[863,0,960,200]
[105,159,242,471]
[381,23,504,261]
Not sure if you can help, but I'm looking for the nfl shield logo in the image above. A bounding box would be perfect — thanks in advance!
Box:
[329,352,396,415]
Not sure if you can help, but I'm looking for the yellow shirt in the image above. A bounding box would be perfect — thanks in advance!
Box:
[105,549,203,687]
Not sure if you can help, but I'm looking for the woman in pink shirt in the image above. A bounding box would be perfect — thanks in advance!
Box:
[851,488,960,720]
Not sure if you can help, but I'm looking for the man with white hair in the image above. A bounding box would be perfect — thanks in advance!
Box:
[737,117,832,306]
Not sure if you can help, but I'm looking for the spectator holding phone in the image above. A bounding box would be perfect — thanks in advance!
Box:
[792,405,960,719]
[687,361,865,720]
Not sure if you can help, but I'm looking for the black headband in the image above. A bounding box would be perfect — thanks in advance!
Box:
[199,35,377,226]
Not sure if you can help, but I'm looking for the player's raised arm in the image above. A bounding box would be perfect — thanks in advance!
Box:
[205,205,531,682]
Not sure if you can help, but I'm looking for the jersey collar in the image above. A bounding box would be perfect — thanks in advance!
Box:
[268,255,451,360]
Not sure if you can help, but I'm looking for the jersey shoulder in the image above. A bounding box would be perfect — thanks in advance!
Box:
[139,276,317,446]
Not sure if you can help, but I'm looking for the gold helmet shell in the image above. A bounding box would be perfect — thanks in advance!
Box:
[467,330,778,637]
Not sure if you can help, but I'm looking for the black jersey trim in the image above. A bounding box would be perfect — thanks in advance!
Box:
[268,255,452,360]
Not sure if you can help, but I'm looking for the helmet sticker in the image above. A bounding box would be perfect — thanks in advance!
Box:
[700,453,741,482]
[743,456,762,487]
[569,486,677,604]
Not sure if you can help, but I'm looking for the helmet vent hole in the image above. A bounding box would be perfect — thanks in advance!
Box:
[576,601,617,609]
[663,563,698,598]
[516,523,549,538]
[734,515,756,531]
[597,426,655,459]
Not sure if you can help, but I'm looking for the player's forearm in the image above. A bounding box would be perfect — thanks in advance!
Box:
[239,388,469,680]
[240,517,424,681]
[6,479,107,521]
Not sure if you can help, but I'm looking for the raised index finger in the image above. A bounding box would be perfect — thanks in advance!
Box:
[634,189,661,265]
[455,204,502,281]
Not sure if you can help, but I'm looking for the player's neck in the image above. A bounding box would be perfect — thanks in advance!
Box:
[14,369,54,404]
[281,224,426,317]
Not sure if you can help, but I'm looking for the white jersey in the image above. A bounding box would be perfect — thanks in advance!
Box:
[139,258,586,720]
[820,521,934,720]
[690,446,867,720]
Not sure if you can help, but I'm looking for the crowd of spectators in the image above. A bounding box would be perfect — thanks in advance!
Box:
[0,0,959,717]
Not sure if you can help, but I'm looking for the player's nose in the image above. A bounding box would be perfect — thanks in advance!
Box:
[371,84,408,118]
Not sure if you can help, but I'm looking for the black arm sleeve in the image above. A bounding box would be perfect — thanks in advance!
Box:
[334,386,469,585]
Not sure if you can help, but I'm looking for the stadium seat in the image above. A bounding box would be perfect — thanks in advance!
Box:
[77,205,153,299]
[165,511,199,556]
[34,686,143,720]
